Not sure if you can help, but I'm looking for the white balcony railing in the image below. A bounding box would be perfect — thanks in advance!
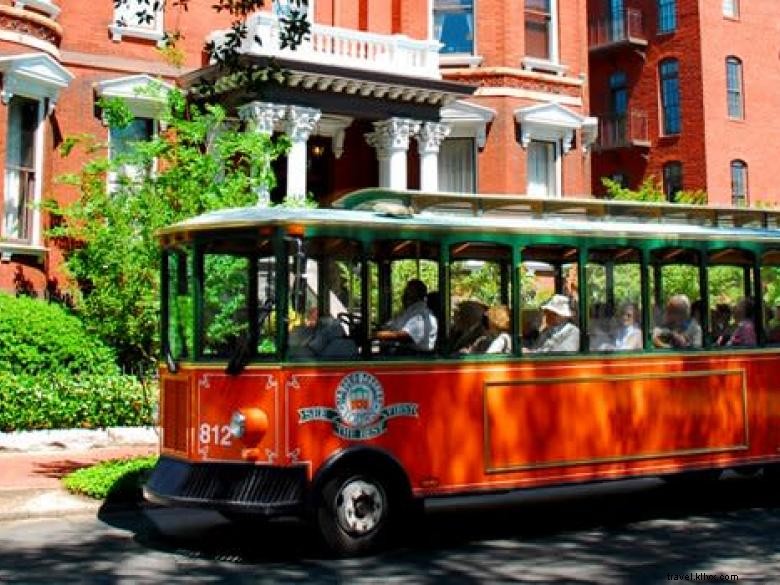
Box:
[209,11,442,80]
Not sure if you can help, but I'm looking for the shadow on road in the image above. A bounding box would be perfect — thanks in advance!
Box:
[106,475,780,573]
[0,475,777,583]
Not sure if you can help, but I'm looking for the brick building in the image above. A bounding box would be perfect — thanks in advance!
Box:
[0,0,594,296]
[588,0,780,206]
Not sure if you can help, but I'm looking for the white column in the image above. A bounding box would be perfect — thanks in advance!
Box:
[284,106,321,203]
[415,121,451,192]
[238,101,286,206]
[365,118,420,190]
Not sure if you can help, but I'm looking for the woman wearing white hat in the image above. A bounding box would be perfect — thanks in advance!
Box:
[526,294,580,353]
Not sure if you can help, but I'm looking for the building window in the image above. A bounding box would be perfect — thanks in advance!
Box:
[434,0,474,55]
[527,140,558,198]
[723,0,740,19]
[657,0,677,33]
[3,97,41,242]
[731,160,748,206]
[659,58,681,135]
[110,0,165,43]
[525,0,556,61]
[108,117,156,189]
[663,161,683,201]
[726,56,744,120]
[438,138,476,193]
[609,71,628,115]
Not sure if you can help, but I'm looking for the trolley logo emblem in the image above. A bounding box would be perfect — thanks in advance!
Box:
[298,372,419,440]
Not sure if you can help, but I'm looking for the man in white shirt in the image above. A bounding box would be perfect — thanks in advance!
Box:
[376,279,438,354]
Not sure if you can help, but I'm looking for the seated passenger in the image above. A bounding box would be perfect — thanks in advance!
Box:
[652,294,703,349]
[526,295,580,353]
[712,303,734,346]
[376,279,438,354]
[610,302,643,351]
[588,302,614,351]
[447,299,487,354]
[289,308,358,359]
[768,305,780,343]
[727,298,756,347]
[470,305,512,354]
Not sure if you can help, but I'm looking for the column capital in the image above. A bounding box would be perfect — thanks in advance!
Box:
[284,106,321,143]
[416,121,451,154]
[365,117,421,158]
[238,101,287,134]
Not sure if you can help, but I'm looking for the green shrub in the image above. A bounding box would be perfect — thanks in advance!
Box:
[0,373,155,432]
[0,294,118,376]
[62,456,158,501]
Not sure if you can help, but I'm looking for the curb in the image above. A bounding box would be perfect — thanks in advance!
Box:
[0,488,101,522]
[0,427,158,453]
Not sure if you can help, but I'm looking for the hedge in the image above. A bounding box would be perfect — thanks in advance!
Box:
[0,373,155,432]
[0,294,118,376]
[62,456,158,501]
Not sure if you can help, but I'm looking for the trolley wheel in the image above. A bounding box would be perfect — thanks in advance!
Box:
[316,469,398,556]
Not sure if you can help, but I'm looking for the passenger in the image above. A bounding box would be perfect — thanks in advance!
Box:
[470,305,512,354]
[447,299,487,354]
[768,305,780,343]
[588,302,613,351]
[289,308,358,359]
[727,298,756,347]
[712,303,733,346]
[652,294,703,349]
[526,294,580,353]
[612,302,643,351]
[376,279,438,354]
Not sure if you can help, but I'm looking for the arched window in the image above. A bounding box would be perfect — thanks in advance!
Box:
[730,160,748,206]
[657,0,677,33]
[659,58,681,135]
[663,161,683,201]
[726,57,744,119]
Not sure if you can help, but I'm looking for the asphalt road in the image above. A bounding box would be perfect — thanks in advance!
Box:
[0,474,778,584]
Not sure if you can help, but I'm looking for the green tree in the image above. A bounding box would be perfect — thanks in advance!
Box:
[601,176,708,205]
[49,91,289,370]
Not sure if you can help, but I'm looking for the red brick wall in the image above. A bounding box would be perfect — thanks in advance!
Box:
[698,0,780,205]
[589,0,707,197]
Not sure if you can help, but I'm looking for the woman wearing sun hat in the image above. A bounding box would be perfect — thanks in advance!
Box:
[526,294,580,353]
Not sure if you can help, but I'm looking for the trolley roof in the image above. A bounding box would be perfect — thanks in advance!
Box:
[158,189,780,244]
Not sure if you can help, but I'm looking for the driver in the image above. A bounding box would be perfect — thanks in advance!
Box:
[376,279,438,354]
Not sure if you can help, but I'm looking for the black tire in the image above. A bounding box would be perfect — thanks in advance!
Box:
[315,469,398,556]
[763,464,780,482]
[664,469,722,485]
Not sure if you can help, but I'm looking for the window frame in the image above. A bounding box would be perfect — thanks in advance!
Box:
[730,159,748,206]
[433,0,477,57]
[110,0,165,44]
[659,58,682,135]
[2,95,44,245]
[722,0,740,19]
[657,0,677,34]
[662,161,684,202]
[726,56,745,120]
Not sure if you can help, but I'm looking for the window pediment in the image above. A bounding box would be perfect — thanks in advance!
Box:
[95,74,174,121]
[515,103,598,153]
[0,52,73,109]
[440,100,495,148]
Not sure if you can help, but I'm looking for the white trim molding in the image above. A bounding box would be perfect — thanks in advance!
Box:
[95,74,174,123]
[440,100,495,148]
[13,0,60,19]
[514,102,598,154]
[0,52,73,111]
[316,114,353,159]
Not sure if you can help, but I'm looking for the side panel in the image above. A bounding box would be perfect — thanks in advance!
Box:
[484,370,747,473]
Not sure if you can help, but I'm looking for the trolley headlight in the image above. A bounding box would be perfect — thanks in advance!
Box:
[229,408,269,443]
[229,411,247,439]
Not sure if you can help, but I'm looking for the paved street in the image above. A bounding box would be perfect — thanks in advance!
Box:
[0,475,778,584]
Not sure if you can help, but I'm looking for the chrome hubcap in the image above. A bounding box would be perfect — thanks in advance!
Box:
[335,479,385,536]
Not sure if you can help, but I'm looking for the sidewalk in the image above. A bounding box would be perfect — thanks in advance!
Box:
[0,431,158,521]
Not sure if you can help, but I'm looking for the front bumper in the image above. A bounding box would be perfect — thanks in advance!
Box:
[143,456,307,516]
